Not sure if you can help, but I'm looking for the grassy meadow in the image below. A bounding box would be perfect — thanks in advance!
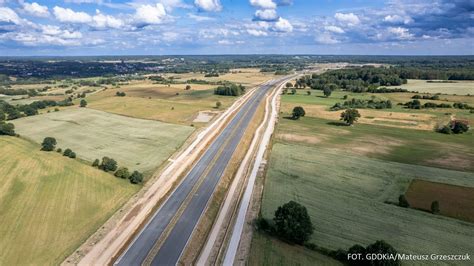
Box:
[0,137,139,265]
[13,108,193,175]
[387,79,474,95]
[252,84,474,263]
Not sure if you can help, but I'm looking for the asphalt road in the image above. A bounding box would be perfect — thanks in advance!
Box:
[115,78,285,266]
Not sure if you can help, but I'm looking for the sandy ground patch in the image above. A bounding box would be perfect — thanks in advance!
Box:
[193,111,218,123]
[276,133,323,144]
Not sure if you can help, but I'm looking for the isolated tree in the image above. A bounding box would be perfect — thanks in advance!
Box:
[63,148,72,157]
[291,88,297,95]
[286,82,293,88]
[431,201,440,214]
[292,106,306,120]
[216,101,222,109]
[129,171,144,184]
[398,194,410,208]
[185,85,191,90]
[56,148,62,153]
[80,99,87,107]
[99,157,118,172]
[41,137,57,151]
[0,122,15,136]
[273,201,313,244]
[323,87,332,97]
[306,91,311,96]
[69,152,76,158]
[340,108,361,125]
[115,167,130,179]
[365,240,400,266]
[92,159,100,167]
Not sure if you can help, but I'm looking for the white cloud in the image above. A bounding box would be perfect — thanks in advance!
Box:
[53,6,92,23]
[273,17,292,32]
[194,0,222,12]
[134,4,166,26]
[316,32,339,44]
[160,0,191,12]
[92,10,123,29]
[325,25,344,34]
[247,29,268,36]
[0,7,21,24]
[22,2,49,18]
[41,25,82,39]
[388,27,413,39]
[254,9,277,21]
[250,0,276,9]
[218,39,244,45]
[334,12,360,26]
[188,13,214,21]
[383,14,413,24]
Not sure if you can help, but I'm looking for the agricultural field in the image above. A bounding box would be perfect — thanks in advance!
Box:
[405,179,474,223]
[13,108,193,175]
[85,79,236,125]
[0,137,139,265]
[252,83,474,263]
[387,79,474,95]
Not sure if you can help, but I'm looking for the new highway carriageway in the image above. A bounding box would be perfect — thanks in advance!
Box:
[115,77,289,266]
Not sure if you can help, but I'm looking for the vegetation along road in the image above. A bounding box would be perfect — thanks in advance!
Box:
[115,77,290,265]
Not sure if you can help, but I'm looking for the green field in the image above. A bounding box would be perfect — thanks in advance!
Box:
[252,84,474,264]
[13,108,194,175]
[0,137,139,265]
[248,232,342,266]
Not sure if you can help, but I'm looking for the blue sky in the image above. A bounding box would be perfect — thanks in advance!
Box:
[0,0,472,55]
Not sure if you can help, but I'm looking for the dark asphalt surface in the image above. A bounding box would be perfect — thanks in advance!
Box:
[115,78,285,266]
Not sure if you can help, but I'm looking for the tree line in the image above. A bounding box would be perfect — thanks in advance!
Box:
[214,84,246,96]
[0,99,73,120]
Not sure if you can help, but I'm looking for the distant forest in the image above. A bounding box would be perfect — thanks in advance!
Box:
[0,55,473,84]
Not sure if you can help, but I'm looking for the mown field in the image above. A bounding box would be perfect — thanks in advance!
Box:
[252,84,474,264]
[13,108,193,175]
[387,79,474,95]
[0,137,139,265]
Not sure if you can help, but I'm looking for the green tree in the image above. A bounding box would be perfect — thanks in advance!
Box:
[129,171,144,184]
[80,99,87,107]
[216,101,222,109]
[292,106,306,120]
[185,85,191,90]
[0,122,15,136]
[286,82,293,88]
[431,201,440,214]
[99,157,118,172]
[323,87,332,97]
[398,194,410,208]
[291,88,297,95]
[340,109,361,125]
[0,110,5,121]
[273,201,313,244]
[69,152,76,158]
[63,148,72,157]
[92,159,100,167]
[115,167,130,179]
[41,137,57,151]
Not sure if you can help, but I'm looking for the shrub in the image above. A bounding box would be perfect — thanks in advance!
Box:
[115,167,130,179]
[431,201,440,214]
[0,122,15,136]
[41,137,57,151]
[115,91,126,97]
[92,159,100,167]
[80,99,87,107]
[398,194,410,208]
[451,120,469,134]
[99,157,118,172]
[273,201,313,244]
[56,148,62,153]
[364,240,400,266]
[216,101,222,109]
[63,148,72,157]
[69,152,76,158]
[129,171,144,184]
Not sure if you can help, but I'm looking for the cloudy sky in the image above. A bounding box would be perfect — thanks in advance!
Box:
[0,0,472,55]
